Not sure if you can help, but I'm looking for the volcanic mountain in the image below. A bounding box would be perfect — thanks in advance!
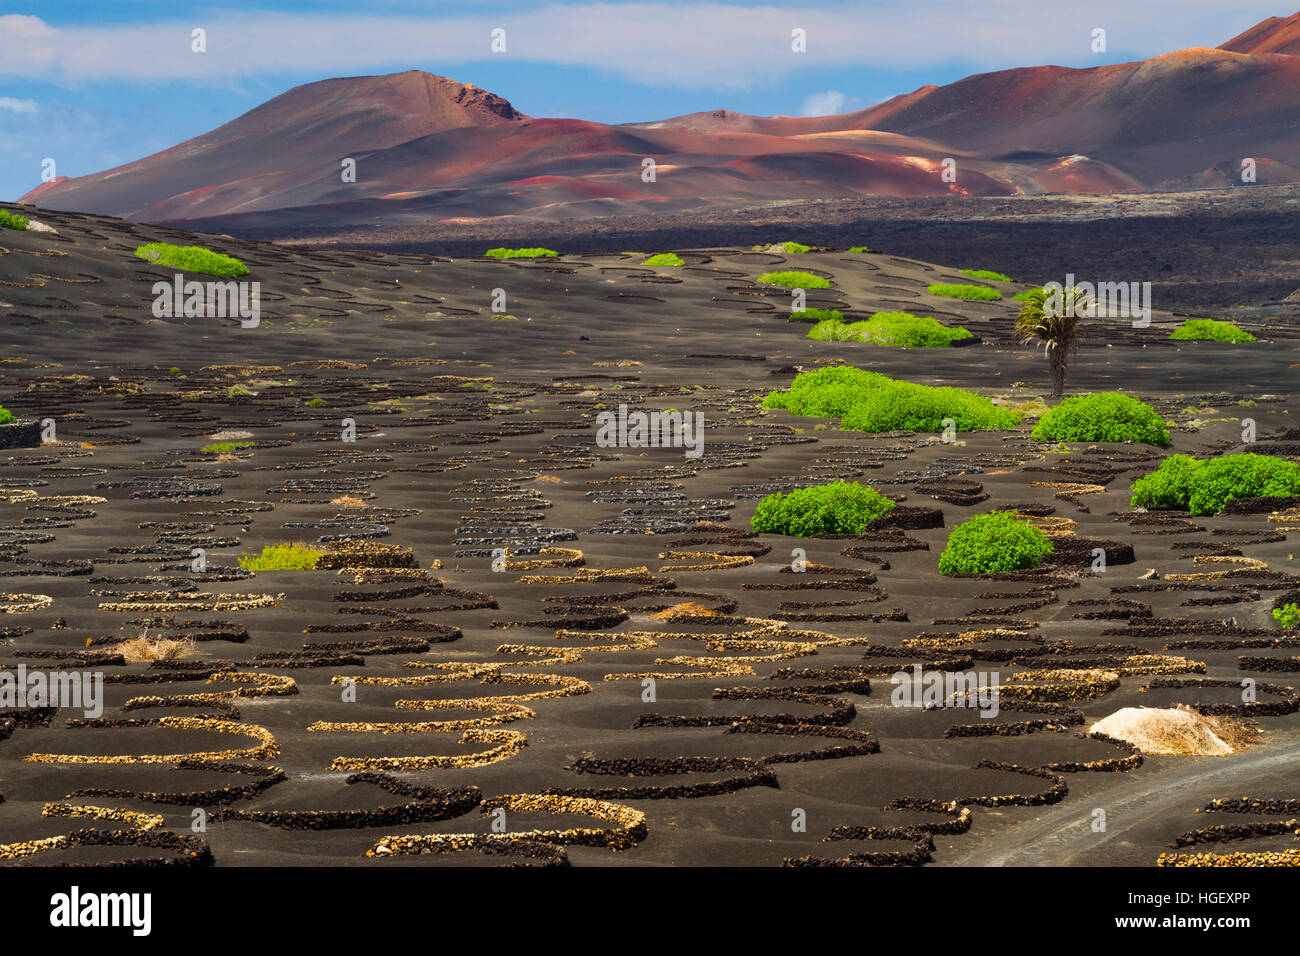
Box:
[21,13,1300,231]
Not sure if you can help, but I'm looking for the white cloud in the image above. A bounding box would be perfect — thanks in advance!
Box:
[0,3,1284,90]
[0,97,37,114]
[800,90,859,116]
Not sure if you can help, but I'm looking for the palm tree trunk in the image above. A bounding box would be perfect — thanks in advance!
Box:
[1049,351,1067,399]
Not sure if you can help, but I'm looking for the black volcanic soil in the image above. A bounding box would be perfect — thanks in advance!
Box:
[0,205,1296,867]
[190,185,1300,319]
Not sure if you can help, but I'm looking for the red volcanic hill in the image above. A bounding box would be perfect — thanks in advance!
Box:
[27,71,526,221]
[1220,11,1300,55]
[21,14,1300,230]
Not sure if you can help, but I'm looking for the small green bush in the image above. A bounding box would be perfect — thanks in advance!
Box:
[762,365,1018,433]
[938,512,1054,575]
[762,365,891,417]
[808,311,973,348]
[134,243,248,277]
[847,246,870,254]
[751,481,895,536]
[960,269,1011,282]
[485,247,558,259]
[927,283,1001,301]
[840,383,1018,433]
[1032,393,1170,447]
[789,308,844,323]
[0,406,13,425]
[201,441,254,454]
[1131,453,1300,516]
[238,543,323,571]
[305,397,327,408]
[227,385,253,398]
[0,209,30,231]
[1273,603,1298,629]
[1012,289,1039,301]
[643,253,684,267]
[1169,319,1255,343]
[757,270,831,289]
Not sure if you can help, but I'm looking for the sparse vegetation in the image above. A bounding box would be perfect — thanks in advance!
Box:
[305,397,327,408]
[1169,319,1256,343]
[117,634,196,663]
[938,512,1054,575]
[200,441,254,454]
[1015,286,1089,398]
[960,268,1011,282]
[847,245,871,254]
[227,385,253,398]
[0,406,13,425]
[755,241,810,254]
[1130,453,1300,516]
[763,365,1019,434]
[238,543,323,571]
[643,253,684,267]
[751,480,895,536]
[807,311,973,348]
[1274,603,1299,629]
[0,209,30,231]
[788,308,844,323]
[757,270,831,289]
[1032,393,1170,446]
[927,282,1001,301]
[134,242,248,277]
[485,247,558,259]
[331,495,371,509]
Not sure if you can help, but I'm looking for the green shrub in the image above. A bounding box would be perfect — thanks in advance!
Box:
[1274,603,1299,629]
[643,253,684,267]
[134,243,248,277]
[840,383,1019,433]
[238,543,323,571]
[762,365,1018,433]
[927,283,1001,301]
[305,397,327,408]
[751,481,895,536]
[960,269,1011,282]
[201,441,254,454]
[1169,319,1255,343]
[808,311,973,348]
[0,406,13,425]
[757,270,831,289]
[0,209,30,231]
[762,365,891,417]
[938,512,1054,575]
[847,245,871,253]
[1012,289,1040,301]
[777,241,810,254]
[789,308,844,323]
[1130,453,1300,516]
[1032,393,1170,447]
[485,247,558,259]
[227,385,253,398]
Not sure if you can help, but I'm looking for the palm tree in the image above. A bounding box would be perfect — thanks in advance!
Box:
[1015,287,1090,399]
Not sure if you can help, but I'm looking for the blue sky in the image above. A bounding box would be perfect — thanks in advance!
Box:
[0,1,1289,200]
